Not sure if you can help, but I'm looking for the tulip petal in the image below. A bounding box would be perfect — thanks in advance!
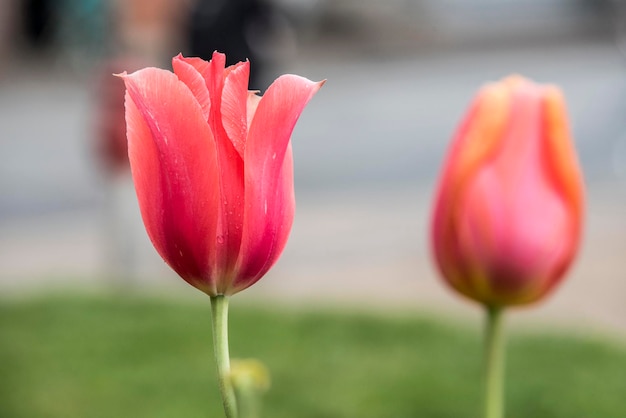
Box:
[542,87,584,225]
[232,145,295,293]
[235,75,323,284]
[447,83,511,192]
[172,54,211,120]
[457,163,569,305]
[174,55,211,79]
[174,53,226,122]
[122,68,221,295]
[205,51,226,107]
[174,53,246,293]
[432,84,510,292]
[222,61,251,157]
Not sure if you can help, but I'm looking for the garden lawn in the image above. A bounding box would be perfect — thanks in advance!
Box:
[0,294,625,418]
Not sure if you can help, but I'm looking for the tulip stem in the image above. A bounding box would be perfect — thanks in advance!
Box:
[210,295,238,418]
[484,306,505,418]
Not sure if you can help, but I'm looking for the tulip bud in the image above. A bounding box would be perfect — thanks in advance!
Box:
[230,359,271,418]
[431,76,584,307]
[120,52,323,296]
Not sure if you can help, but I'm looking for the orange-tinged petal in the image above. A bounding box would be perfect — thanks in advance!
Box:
[121,67,221,295]
[447,83,511,193]
[432,82,511,290]
[542,86,584,228]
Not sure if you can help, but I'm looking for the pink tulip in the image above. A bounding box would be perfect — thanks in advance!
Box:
[431,76,584,307]
[120,52,323,296]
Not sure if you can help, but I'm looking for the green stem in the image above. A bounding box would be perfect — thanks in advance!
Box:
[484,306,505,418]
[210,295,238,418]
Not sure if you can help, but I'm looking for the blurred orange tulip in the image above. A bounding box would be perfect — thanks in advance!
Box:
[431,76,584,308]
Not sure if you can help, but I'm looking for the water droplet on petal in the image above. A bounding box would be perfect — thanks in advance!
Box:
[217,235,225,244]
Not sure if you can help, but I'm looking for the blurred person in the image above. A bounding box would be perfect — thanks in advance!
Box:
[94,0,192,174]
[21,0,57,51]
[92,56,147,284]
[0,0,18,77]
[93,57,147,176]
[111,0,191,65]
[91,0,192,283]
[609,0,626,53]
[55,0,107,69]
[186,0,287,89]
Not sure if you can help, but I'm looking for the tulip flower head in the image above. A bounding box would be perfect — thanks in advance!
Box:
[120,52,323,297]
[431,76,584,308]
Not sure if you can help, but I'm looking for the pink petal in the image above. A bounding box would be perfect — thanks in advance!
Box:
[457,163,569,304]
[174,55,211,80]
[206,51,227,108]
[221,61,251,157]
[235,75,323,283]
[173,53,246,293]
[232,145,295,292]
[174,53,226,122]
[175,53,226,114]
[172,54,211,120]
[121,68,221,295]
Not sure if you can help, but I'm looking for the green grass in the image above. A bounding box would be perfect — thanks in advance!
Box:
[0,294,625,418]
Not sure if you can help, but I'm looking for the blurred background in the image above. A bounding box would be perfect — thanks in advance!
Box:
[1,0,626,331]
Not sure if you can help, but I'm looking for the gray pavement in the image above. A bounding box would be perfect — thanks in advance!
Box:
[1,39,626,336]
